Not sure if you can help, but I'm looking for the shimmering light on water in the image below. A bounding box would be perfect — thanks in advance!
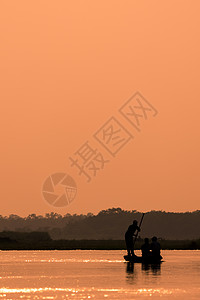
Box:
[0,250,199,299]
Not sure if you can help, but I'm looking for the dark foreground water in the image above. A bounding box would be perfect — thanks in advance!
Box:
[0,250,199,299]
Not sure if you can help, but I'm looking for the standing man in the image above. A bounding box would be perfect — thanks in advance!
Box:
[125,220,140,257]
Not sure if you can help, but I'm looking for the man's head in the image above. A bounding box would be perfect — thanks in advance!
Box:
[133,220,138,225]
[152,236,157,242]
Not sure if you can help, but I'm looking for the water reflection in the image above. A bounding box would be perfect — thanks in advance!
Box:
[125,262,161,284]
[126,262,134,273]
[0,251,199,299]
[142,263,161,275]
[125,262,138,284]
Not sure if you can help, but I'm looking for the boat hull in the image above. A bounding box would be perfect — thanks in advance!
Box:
[124,254,162,264]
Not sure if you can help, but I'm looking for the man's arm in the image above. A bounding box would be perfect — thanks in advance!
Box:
[133,226,140,237]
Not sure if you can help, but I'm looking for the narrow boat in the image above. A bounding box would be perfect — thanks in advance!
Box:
[124,254,163,264]
[124,214,163,264]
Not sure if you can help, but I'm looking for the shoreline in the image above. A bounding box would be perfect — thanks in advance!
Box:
[0,239,199,251]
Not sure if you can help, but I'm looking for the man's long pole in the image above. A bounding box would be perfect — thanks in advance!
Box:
[133,213,145,249]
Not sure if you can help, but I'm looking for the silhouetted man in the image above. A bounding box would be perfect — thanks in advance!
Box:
[125,220,140,257]
[141,238,150,260]
[150,236,161,260]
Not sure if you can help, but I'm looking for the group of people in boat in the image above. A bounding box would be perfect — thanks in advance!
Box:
[141,236,161,260]
[125,219,162,261]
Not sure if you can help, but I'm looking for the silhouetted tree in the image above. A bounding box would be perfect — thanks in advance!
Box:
[0,209,199,240]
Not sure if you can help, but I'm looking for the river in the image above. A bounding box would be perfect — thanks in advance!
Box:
[0,250,199,299]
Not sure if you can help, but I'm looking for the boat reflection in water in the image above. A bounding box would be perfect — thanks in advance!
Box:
[126,261,161,274]
[125,261,161,285]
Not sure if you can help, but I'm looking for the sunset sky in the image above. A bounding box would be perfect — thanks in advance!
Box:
[0,1,200,216]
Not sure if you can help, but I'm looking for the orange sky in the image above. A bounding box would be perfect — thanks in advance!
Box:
[0,1,200,216]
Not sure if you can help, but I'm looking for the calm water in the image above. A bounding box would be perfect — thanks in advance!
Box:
[0,250,199,299]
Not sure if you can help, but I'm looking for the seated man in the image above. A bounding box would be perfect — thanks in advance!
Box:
[141,238,151,259]
[150,236,162,260]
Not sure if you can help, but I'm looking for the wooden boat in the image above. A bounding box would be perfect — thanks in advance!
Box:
[124,254,163,264]
[124,214,163,264]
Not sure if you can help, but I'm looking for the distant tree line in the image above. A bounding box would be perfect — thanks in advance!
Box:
[0,208,199,240]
